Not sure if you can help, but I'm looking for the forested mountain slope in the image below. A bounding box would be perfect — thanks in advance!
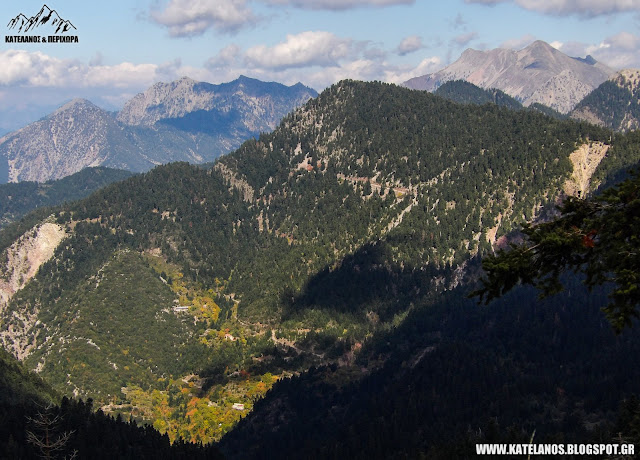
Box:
[220,278,640,459]
[1,80,638,447]
[434,80,565,118]
[0,167,133,229]
[434,80,523,109]
[0,345,223,458]
[570,69,640,132]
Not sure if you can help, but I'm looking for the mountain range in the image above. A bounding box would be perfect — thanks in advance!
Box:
[2,41,636,187]
[1,77,640,455]
[1,38,640,457]
[404,40,614,114]
[0,76,316,183]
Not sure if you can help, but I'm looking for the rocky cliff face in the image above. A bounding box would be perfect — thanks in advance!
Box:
[117,75,317,132]
[0,221,66,308]
[563,142,610,197]
[0,98,207,183]
[0,221,67,359]
[117,76,317,137]
[404,40,613,114]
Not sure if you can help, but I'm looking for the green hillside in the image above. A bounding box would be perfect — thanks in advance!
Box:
[21,250,202,401]
[0,167,133,228]
[0,345,226,458]
[571,71,640,132]
[434,79,523,109]
[220,278,640,459]
[2,80,637,448]
[0,346,58,408]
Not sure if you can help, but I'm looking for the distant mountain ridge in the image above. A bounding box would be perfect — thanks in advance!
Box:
[434,80,566,119]
[404,40,614,114]
[118,75,315,130]
[0,76,317,183]
[0,98,219,183]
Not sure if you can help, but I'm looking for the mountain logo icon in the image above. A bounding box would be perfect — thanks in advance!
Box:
[7,4,76,34]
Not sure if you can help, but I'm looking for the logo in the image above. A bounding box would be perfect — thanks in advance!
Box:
[5,4,78,44]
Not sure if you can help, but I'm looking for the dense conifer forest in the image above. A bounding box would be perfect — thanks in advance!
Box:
[1,79,640,456]
[434,80,523,110]
[571,76,640,132]
[0,347,223,458]
[0,167,133,228]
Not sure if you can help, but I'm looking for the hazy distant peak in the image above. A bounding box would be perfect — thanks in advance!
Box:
[403,40,614,114]
[117,75,317,127]
[573,55,597,66]
[527,39,555,51]
[52,98,99,114]
[0,76,316,183]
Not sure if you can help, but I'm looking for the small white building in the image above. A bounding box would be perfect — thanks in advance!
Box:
[232,403,245,411]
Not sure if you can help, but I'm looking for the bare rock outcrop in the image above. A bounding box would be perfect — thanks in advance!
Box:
[0,221,66,309]
[563,142,610,197]
[404,40,613,114]
[0,220,67,359]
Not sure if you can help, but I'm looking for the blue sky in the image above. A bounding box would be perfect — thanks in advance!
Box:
[1,0,639,132]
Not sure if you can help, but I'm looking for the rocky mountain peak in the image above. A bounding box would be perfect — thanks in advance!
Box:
[527,39,555,53]
[403,40,614,113]
[51,98,104,116]
[1,76,317,183]
[116,75,317,128]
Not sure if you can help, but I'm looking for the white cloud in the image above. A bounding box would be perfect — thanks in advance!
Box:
[465,0,640,17]
[261,0,414,10]
[396,35,424,56]
[588,32,640,68]
[0,50,79,87]
[603,31,640,50]
[549,32,640,69]
[499,34,536,50]
[150,0,256,37]
[363,46,387,60]
[0,50,192,91]
[516,0,640,17]
[451,32,479,47]
[89,52,104,67]
[245,31,355,69]
[206,44,242,69]
[384,56,442,84]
